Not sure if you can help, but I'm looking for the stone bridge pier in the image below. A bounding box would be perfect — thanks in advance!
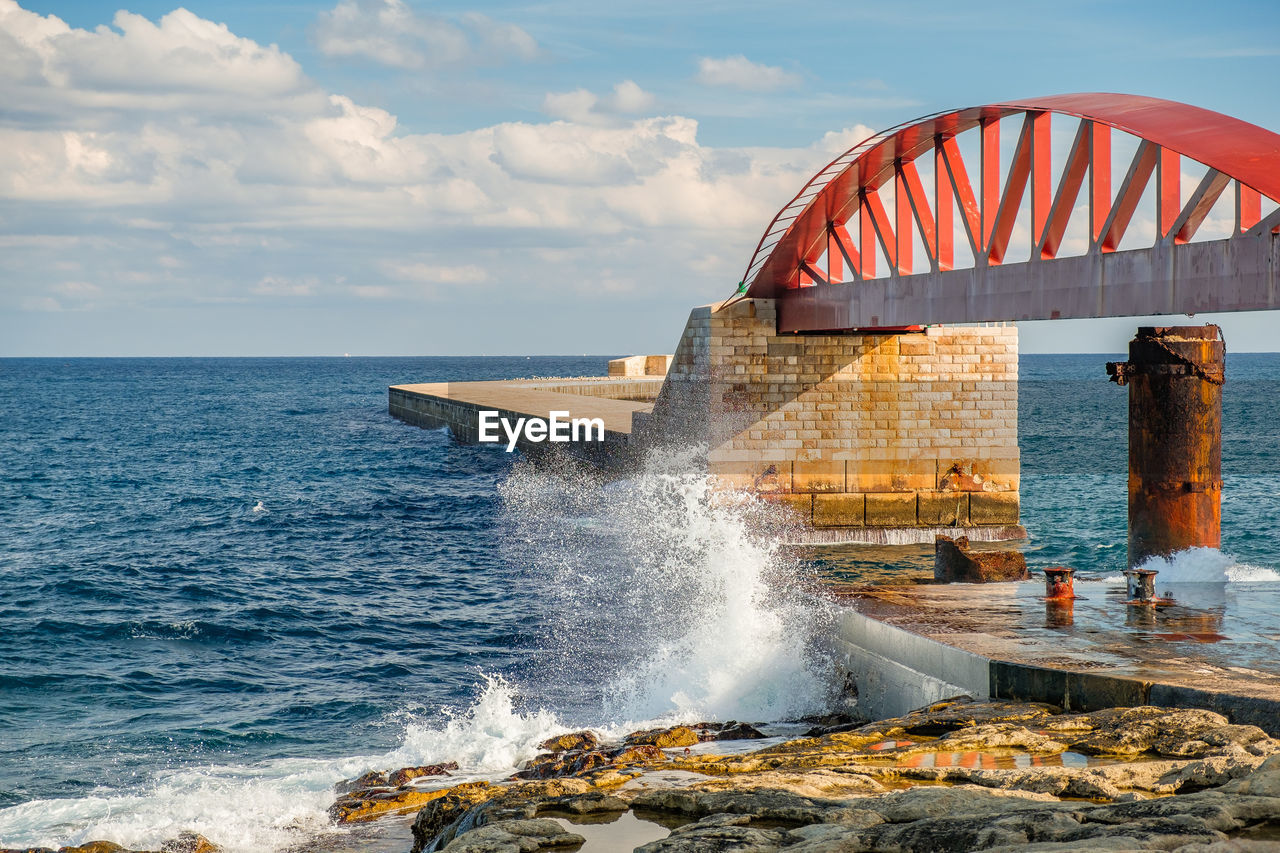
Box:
[636,298,1023,543]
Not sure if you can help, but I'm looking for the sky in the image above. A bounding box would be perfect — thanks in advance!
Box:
[1,0,1277,356]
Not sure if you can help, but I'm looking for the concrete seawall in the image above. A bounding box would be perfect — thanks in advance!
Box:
[834,586,1280,734]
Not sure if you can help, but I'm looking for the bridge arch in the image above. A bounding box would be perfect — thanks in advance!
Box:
[737,94,1280,332]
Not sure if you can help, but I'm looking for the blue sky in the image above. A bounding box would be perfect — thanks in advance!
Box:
[2,0,1278,355]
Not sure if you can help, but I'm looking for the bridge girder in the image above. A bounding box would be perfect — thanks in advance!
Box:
[739,94,1280,331]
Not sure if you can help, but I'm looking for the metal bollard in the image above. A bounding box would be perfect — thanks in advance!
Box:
[1123,567,1158,603]
[1044,566,1076,599]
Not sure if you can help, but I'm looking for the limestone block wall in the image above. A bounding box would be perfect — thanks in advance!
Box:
[608,354,674,377]
[646,298,1021,535]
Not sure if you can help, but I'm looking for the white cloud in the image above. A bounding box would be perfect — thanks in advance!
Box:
[313,0,536,69]
[695,55,801,92]
[813,124,877,155]
[542,80,655,124]
[382,261,488,284]
[606,80,655,114]
[0,2,857,337]
[0,0,316,119]
[253,276,317,296]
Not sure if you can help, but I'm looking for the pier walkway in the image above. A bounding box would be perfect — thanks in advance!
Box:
[389,377,659,452]
[829,578,1280,733]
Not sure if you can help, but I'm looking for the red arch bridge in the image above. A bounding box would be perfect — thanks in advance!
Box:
[737,93,1280,332]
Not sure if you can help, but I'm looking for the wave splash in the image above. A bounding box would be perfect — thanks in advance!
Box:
[0,677,564,853]
[500,444,838,725]
[1134,546,1280,583]
[0,447,838,851]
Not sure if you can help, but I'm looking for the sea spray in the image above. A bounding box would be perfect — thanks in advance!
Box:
[384,674,563,776]
[0,676,569,853]
[499,445,840,725]
[1134,546,1280,583]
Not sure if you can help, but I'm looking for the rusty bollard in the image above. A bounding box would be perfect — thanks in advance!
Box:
[1044,566,1076,599]
[1107,325,1223,568]
[1124,567,1158,603]
[1043,567,1076,627]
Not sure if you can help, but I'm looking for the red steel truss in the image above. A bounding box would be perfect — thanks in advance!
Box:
[738,94,1280,332]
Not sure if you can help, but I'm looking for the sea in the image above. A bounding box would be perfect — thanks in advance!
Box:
[1,354,1278,851]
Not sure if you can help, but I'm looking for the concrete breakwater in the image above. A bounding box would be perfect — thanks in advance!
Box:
[830,581,1280,730]
[390,298,1024,544]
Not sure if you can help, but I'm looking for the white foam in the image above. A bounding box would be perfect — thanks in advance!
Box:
[1134,547,1280,583]
[384,675,565,779]
[501,444,837,727]
[0,677,569,853]
[1,447,840,851]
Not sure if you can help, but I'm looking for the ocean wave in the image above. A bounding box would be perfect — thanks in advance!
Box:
[1134,547,1280,583]
[1095,547,1280,584]
[500,444,838,726]
[0,676,562,853]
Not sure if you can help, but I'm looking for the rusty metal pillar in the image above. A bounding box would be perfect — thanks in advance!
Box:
[1107,326,1223,568]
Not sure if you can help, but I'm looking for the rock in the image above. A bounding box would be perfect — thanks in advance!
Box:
[541,792,629,814]
[869,784,1063,823]
[1084,789,1280,832]
[538,731,599,753]
[609,744,665,765]
[1053,815,1226,849]
[631,788,876,826]
[400,700,1280,853]
[55,845,130,853]
[905,722,1068,753]
[1041,706,1275,759]
[336,762,459,794]
[689,769,885,799]
[437,818,585,853]
[1220,768,1280,798]
[1176,843,1280,852]
[634,815,786,853]
[716,723,767,742]
[515,742,666,781]
[412,785,517,852]
[625,725,701,749]
[330,779,493,823]
[934,534,1028,583]
[854,696,1058,738]
[337,770,390,793]
[389,763,460,786]
[799,713,861,737]
[159,834,219,853]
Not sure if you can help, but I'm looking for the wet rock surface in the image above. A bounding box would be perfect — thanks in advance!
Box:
[538,731,599,753]
[625,726,702,749]
[1,833,221,853]
[402,699,1280,853]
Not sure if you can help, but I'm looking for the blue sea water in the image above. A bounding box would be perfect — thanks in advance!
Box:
[1,353,1278,850]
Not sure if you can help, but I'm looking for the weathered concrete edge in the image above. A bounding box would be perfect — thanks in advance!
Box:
[791,525,1027,546]
[835,604,1280,733]
[389,386,635,449]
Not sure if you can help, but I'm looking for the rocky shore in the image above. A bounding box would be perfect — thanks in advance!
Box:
[10,697,1280,853]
